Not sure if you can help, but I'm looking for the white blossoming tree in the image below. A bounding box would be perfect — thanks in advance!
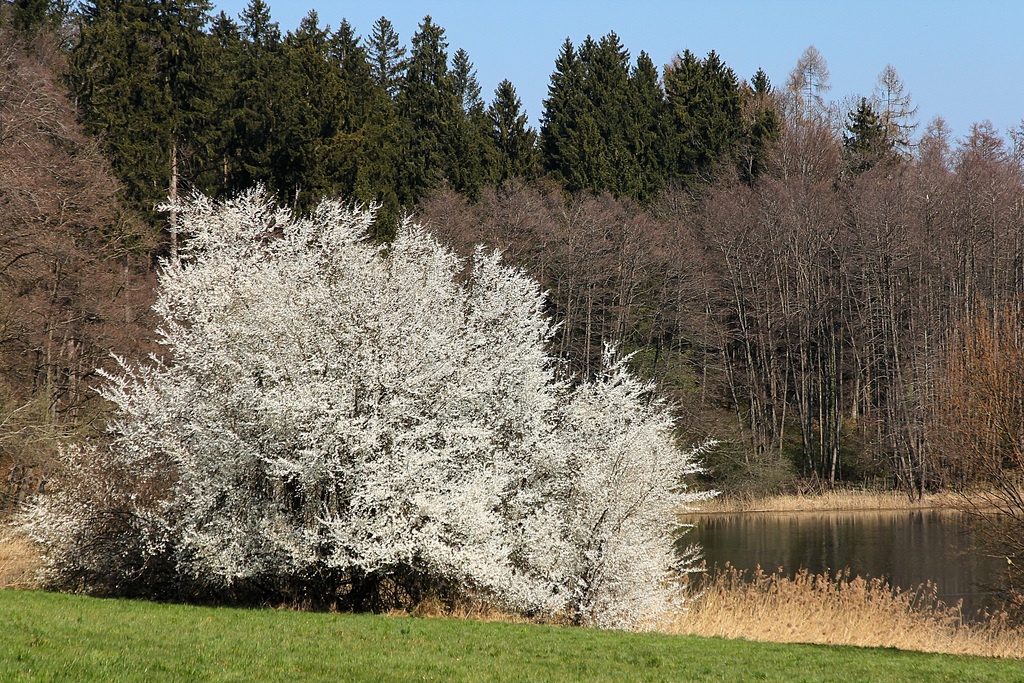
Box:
[24,189,713,628]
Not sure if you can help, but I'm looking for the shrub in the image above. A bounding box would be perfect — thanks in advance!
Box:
[23,189,712,629]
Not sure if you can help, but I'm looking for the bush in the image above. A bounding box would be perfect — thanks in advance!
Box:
[23,189,712,629]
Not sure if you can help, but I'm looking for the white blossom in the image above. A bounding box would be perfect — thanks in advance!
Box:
[23,189,713,628]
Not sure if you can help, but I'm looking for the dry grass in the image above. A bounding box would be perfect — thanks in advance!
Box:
[665,565,1024,659]
[693,489,960,514]
[0,529,42,589]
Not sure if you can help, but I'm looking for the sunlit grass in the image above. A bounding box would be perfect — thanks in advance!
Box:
[2,589,1024,681]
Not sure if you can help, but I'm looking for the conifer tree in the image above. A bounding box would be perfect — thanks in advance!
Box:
[71,0,213,251]
[622,51,665,201]
[205,11,243,193]
[578,33,630,193]
[326,19,383,205]
[448,47,491,197]
[488,79,538,182]
[540,38,604,193]
[738,68,780,183]
[226,0,283,195]
[396,16,459,202]
[366,16,406,98]
[843,96,891,173]
[873,64,918,155]
[11,0,65,34]
[71,0,165,215]
[663,49,743,184]
[786,45,831,122]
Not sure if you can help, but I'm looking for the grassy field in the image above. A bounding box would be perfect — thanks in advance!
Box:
[2,590,1024,682]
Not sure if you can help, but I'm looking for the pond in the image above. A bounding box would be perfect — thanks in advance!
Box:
[682,509,1010,618]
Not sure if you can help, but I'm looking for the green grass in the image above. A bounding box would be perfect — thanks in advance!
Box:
[1,590,1023,682]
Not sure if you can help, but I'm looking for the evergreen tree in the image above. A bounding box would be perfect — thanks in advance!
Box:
[204,11,242,193]
[274,10,341,209]
[225,0,283,195]
[578,33,630,193]
[621,51,664,201]
[488,79,538,182]
[326,18,382,204]
[540,37,604,193]
[663,49,743,184]
[366,16,406,98]
[71,0,213,249]
[541,34,668,200]
[451,47,483,113]
[11,0,65,34]
[346,20,406,239]
[395,15,459,202]
[738,68,780,183]
[843,96,891,173]
[448,47,491,197]
[154,0,216,256]
[71,0,166,215]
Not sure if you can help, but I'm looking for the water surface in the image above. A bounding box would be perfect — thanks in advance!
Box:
[684,509,1009,618]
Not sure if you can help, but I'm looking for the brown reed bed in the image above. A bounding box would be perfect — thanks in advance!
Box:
[665,565,1024,659]
[0,530,42,589]
[692,488,960,515]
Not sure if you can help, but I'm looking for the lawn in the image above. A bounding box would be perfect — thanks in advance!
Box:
[2,590,1024,681]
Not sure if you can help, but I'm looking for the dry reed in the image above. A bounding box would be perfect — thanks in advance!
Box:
[665,565,1024,659]
[693,489,960,515]
[0,530,42,589]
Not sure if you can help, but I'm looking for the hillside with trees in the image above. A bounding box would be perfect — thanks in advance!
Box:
[2,2,1024,605]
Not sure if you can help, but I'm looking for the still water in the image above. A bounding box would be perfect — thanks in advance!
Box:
[684,509,1009,618]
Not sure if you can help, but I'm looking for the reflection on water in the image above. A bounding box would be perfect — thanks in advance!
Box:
[683,509,1009,618]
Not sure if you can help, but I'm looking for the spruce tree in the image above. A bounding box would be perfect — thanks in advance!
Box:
[738,68,780,183]
[366,16,406,98]
[205,11,243,193]
[11,0,64,34]
[578,33,629,193]
[448,47,491,197]
[326,18,380,202]
[226,0,283,195]
[71,0,166,216]
[488,79,538,182]
[275,10,340,209]
[622,51,665,202]
[70,0,213,249]
[843,96,891,173]
[663,49,744,184]
[541,38,602,193]
[395,16,459,202]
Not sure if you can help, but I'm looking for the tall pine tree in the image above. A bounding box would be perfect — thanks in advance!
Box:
[663,49,744,184]
[540,37,604,193]
[71,0,213,253]
[366,16,406,99]
[488,79,537,182]
[395,16,459,202]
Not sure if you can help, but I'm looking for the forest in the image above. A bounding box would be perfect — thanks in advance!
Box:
[2,0,1024,515]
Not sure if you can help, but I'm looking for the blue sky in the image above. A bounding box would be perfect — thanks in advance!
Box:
[210,1,1024,145]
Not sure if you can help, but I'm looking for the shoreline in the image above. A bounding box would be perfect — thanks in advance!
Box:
[684,489,962,516]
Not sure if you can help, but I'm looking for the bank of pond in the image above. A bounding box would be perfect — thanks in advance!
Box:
[684,508,1009,620]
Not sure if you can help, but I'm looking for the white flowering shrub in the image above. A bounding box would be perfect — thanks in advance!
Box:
[23,189,713,627]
